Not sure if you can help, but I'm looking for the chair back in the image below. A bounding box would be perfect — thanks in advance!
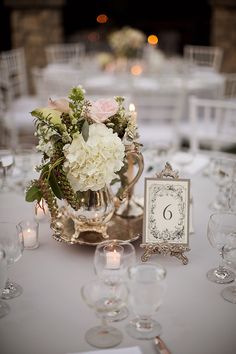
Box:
[0,48,28,100]
[189,96,236,153]
[45,43,85,65]
[0,65,10,146]
[223,73,236,99]
[133,87,185,149]
[184,45,223,72]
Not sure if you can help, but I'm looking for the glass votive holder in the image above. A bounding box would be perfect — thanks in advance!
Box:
[17,220,39,250]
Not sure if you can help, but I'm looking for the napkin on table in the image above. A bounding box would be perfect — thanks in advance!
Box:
[68,346,143,354]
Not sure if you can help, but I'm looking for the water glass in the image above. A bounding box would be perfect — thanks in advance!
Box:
[81,279,127,348]
[206,213,236,284]
[0,222,24,299]
[0,149,14,192]
[0,247,10,317]
[209,158,234,211]
[126,262,167,339]
[221,233,236,303]
[94,240,136,321]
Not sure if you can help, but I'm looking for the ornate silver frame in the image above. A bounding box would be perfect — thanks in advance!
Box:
[141,162,191,265]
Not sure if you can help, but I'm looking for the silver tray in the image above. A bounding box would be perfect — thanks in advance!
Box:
[51,212,142,246]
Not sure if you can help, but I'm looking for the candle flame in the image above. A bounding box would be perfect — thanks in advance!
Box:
[129,103,135,112]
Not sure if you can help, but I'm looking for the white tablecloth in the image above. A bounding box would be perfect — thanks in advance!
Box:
[39,63,224,101]
[0,152,236,354]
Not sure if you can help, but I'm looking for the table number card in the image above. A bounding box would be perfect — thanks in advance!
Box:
[141,162,191,265]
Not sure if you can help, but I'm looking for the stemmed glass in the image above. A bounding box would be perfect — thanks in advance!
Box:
[94,239,136,321]
[221,233,236,303]
[209,158,234,211]
[14,143,36,191]
[81,279,127,348]
[229,166,236,212]
[206,213,236,284]
[126,262,167,339]
[0,222,24,299]
[0,149,14,192]
[0,247,10,317]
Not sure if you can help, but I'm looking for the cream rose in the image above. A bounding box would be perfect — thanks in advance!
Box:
[89,98,118,123]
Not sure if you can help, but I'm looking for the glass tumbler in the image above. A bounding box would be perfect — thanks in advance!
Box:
[126,262,167,339]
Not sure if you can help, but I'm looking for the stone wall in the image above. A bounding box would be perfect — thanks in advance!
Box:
[4,0,65,93]
[210,0,236,72]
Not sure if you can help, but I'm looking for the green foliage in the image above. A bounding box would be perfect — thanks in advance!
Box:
[25,183,42,202]
[82,120,89,141]
[49,170,64,200]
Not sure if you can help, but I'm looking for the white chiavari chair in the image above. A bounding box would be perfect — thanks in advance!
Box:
[45,43,85,65]
[133,87,185,150]
[223,73,236,99]
[184,45,223,72]
[0,48,39,148]
[186,96,236,153]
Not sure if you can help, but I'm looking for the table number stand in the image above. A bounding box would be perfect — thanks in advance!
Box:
[140,162,190,265]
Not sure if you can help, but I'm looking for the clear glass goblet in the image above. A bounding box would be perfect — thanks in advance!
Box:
[209,158,234,211]
[0,247,10,317]
[126,262,167,339]
[206,213,236,284]
[0,222,24,299]
[229,167,236,212]
[221,233,236,303]
[94,239,136,321]
[0,149,14,193]
[81,279,127,348]
[14,143,36,192]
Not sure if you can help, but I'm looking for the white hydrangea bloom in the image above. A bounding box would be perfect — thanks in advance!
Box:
[63,123,125,192]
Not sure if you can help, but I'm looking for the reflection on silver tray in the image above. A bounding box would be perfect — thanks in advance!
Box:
[51,212,142,246]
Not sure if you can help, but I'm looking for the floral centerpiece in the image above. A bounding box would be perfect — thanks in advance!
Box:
[25,86,141,235]
[108,26,146,59]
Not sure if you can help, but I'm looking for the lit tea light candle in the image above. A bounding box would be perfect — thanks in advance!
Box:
[18,219,39,250]
[23,228,37,248]
[105,244,123,270]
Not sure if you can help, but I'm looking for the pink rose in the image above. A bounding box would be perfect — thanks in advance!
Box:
[48,98,70,113]
[89,98,119,123]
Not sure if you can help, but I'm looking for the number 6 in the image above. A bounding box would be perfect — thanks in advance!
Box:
[163,204,172,220]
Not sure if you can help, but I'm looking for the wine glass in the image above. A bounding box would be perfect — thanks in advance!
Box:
[14,143,36,191]
[209,158,234,211]
[0,222,24,299]
[126,262,167,339]
[0,247,10,318]
[229,166,236,212]
[94,239,136,321]
[221,233,236,303]
[0,149,14,193]
[81,279,127,348]
[206,213,236,284]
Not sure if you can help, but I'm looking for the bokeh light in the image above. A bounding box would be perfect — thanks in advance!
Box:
[148,34,158,45]
[96,14,108,24]
[130,64,143,76]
